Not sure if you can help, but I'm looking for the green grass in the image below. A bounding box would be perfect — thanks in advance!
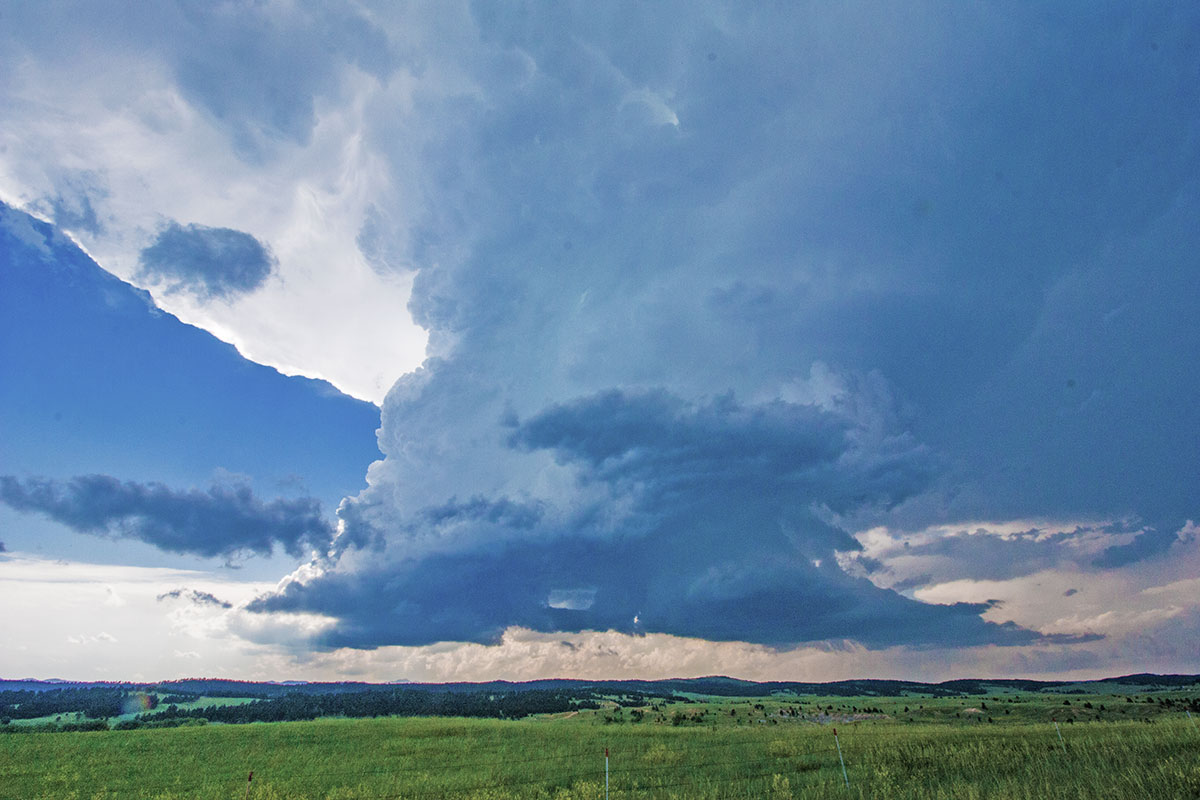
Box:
[153,694,258,713]
[2,694,1198,799]
[2,695,258,728]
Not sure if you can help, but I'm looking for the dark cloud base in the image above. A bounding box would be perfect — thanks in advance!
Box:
[253,539,1058,651]
[252,389,1055,651]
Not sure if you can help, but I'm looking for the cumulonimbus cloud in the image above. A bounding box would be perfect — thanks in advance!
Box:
[246,2,1198,654]
[253,386,1057,650]
[4,2,1197,661]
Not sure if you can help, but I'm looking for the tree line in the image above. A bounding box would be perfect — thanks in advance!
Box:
[141,688,610,725]
[0,688,154,722]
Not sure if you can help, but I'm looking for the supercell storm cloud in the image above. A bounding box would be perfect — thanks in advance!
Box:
[250,3,1198,651]
[1,2,1198,679]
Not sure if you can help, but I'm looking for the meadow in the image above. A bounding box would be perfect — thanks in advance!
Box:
[2,692,1198,799]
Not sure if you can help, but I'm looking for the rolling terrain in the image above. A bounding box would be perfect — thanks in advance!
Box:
[2,675,1199,798]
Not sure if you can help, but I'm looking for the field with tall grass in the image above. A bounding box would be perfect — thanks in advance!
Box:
[3,693,1198,799]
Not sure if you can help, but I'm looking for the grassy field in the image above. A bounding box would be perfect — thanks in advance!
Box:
[2,693,1198,799]
[4,695,258,729]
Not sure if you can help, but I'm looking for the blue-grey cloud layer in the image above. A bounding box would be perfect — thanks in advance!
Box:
[258,386,1056,649]
[1,1,395,160]
[0,475,332,559]
[138,221,276,299]
[265,2,1195,652]
[8,2,1194,652]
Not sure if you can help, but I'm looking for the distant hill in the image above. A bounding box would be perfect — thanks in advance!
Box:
[4,673,1198,698]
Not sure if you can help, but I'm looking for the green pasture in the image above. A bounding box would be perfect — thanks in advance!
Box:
[610,690,1189,728]
[2,694,257,729]
[2,693,1198,799]
[154,695,259,714]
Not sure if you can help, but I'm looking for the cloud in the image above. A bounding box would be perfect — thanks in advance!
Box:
[1093,527,1183,569]
[67,632,118,645]
[0,475,333,559]
[844,522,1132,591]
[0,554,288,680]
[252,386,1046,650]
[157,588,234,609]
[48,171,107,236]
[138,221,276,300]
[0,3,426,403]
[845,520,1198,598]
[3,2,1199,673]
[509,388,928,520]
[247,3,1198,659]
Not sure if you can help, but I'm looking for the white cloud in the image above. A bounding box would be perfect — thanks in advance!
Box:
[66,632,117,645]
[832,518,1200,674]
[103,585,125,607]
[0,14,427,404]
[0,553,273,679]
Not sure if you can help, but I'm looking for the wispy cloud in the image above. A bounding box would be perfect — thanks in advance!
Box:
[157,588,234,609]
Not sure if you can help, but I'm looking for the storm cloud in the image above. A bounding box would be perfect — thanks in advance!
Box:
[0,475,333,559]
[255,386,1045,649]
[241,2,1200,654]
[138,221,276,300]
[3,1,1197,664]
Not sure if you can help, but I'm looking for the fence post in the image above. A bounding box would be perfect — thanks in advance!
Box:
[244,770,253,800]
[605,747,609,800]
[1053,720,1066,754]
[833,728,849,789]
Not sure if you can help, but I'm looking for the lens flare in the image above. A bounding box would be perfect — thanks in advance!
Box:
[122,692,154,715]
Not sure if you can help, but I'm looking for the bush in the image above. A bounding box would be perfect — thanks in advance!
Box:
[59,719,110,732]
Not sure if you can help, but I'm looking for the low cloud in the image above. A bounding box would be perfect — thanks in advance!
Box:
[0,475,333,559]
[157,588,234,609]
[845,522,1143,591]
[138,221,276,300]
[67,631,117,645]
[1093,527,1183,569]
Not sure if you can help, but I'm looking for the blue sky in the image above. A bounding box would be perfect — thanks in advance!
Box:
[1,2,1198,682]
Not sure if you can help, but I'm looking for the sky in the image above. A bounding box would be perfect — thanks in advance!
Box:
[1,1,1199,684]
